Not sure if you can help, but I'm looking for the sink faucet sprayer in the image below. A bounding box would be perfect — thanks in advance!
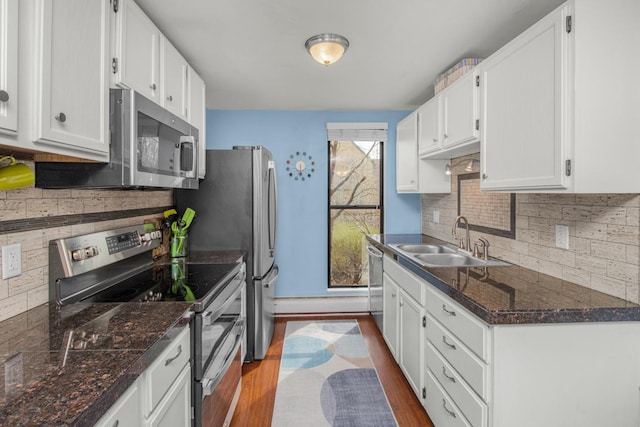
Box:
[452,215,471,252]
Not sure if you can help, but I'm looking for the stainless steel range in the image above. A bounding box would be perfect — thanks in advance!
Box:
[48,224,246,427]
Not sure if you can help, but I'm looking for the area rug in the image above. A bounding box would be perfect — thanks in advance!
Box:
[271,320,398,427]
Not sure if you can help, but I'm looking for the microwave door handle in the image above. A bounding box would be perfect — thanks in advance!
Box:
[179,136,196,177]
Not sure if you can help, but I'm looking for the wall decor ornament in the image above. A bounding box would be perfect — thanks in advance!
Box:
[286,151,315,181]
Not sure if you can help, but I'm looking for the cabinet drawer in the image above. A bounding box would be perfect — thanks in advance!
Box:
[427,314,487,399]
[427,343,487,427]
[144,326,191,416]
[425,370,472,427]
[384,256,424,305]
[425,285,488,360]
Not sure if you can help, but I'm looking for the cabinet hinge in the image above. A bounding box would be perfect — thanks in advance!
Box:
[422,387,426,399]
[112,58,118,74]
[422,316,426,328]
[475,75,480,87]
[566,15,572,33]
[565,159,572,176]
[112,0,119,13]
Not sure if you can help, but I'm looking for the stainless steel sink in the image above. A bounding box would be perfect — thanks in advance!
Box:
[390,243,510,268]
[391,243,457,254]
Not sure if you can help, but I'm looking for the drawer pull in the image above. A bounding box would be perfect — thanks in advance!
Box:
[442,399,457,418]
[442,304,457,316]
[442,366,456,383]
[442,335,456,350]
[165,344,182,366]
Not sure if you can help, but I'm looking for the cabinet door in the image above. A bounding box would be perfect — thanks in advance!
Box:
[0,0,18,134]
[95,378,141,427]
[417,96,441,156]
[189,68,206,179]
[442,71,478,149]
[35,0,109,155]
[399,291,425,400]
[147,364,191,427]
[113,0,161,103]
[382,273,399,359]
[161,37,188,120]
[396,112,419,192]
[480,5,568,191]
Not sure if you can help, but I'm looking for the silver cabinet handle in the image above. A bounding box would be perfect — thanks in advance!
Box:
[442,366,456,383]
[442,399,457,418]
[111,420,119,427]
[442,335,456,350]
[432,137,438,142]
[482,173,488,179]
[0,90,8,102]
[442,304,456,316]
[167,95,173,101]
[55,112,67,123]
[164,344,182,366]
[391,293,396,298]
[150,83,157,90]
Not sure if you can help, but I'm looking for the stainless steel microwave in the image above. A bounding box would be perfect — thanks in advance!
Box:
[36,89,199,190]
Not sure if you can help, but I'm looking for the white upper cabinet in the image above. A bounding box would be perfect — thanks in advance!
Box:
[0,0,18,135]
[480,0,639,193]
[161,38,189,120]
[441,71,479,151]
[396,111,450,194]
[417,96,441,157]
[33,0,110,158]
[112,0,161,103]
[396,112,419,192]
[419,71,480,160]
[479,4,567,191]
[189,67,206,178]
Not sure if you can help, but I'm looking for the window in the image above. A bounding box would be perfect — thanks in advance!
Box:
[328,140,383,287]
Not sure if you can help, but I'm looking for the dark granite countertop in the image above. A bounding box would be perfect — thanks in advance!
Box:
[367,234,640,325]
[0,250,245,427]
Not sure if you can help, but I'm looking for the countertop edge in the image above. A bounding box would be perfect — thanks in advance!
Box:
[366,234,640,325]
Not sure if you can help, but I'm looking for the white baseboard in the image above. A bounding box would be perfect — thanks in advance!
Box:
[275,295,369,314]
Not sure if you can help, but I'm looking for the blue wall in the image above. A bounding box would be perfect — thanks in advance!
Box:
[206,110,420,297]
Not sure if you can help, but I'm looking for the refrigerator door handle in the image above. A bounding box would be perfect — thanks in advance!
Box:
[267,161,278,254]
[263,265,279,288]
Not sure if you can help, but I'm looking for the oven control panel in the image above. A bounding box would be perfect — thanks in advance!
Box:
[50,225,162,278]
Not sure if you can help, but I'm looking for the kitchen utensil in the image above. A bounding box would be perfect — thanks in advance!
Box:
[178,208,196,235]
[0,156,35,190]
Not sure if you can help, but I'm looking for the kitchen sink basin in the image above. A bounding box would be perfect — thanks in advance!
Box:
[390,243,510,268]
[390,243,457,254]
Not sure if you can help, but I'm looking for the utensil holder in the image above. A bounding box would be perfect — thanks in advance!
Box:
[171,235,188,258]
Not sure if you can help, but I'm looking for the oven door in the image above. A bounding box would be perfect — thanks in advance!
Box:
[192,269,245,380]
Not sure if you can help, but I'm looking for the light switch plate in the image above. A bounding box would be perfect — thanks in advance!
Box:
[2,244,21,279]
[555,225,569,250]
[433,210,440,224]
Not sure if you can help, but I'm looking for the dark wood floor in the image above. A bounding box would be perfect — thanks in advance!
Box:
[230,314,434,427]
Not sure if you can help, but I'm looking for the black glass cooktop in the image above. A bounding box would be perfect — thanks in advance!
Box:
[80,262,240,305]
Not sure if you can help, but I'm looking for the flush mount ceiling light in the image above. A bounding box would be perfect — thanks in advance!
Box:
[444,159,480,175]
[305,33,349,66]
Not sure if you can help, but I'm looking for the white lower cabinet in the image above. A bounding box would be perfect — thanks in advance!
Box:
[383,255,426,403]
[95,326,191,427]
[94,377,142,427]
[383,256,640,427]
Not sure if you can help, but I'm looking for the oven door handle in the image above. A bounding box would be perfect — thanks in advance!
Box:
[202,318,245,396]
[203,270,246,326]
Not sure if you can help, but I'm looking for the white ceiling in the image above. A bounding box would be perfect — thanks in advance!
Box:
[135,0,565,111]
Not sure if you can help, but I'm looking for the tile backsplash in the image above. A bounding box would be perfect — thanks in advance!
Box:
[421,155,640,303]
[0,161,173,322]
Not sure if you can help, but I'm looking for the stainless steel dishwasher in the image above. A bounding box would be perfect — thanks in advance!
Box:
[366,245,384,332]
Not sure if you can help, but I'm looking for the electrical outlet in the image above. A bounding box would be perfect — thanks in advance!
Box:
[433,210,440,224]
[555,225,569,250]
[2,244,22,279]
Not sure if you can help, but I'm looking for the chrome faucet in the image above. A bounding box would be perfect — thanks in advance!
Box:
[478,237,490,260]
[452,215,470,252]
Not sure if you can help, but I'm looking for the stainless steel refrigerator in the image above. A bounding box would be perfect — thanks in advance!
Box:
[176,146,278,361]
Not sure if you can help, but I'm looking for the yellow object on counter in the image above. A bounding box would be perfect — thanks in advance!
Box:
[0,156,35,190]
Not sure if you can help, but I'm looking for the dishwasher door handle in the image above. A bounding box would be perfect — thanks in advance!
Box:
[367,245,383,258]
